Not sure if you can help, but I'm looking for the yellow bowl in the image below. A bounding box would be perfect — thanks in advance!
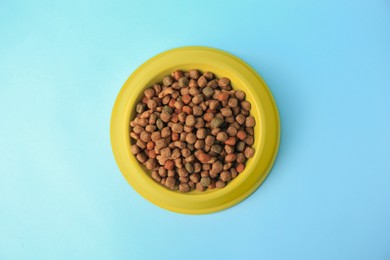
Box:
[110,46,280,214]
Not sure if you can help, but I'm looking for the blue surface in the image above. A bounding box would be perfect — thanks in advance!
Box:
[1,0,389,259]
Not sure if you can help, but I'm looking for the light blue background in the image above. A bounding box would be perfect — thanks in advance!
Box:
[1,0,389,259]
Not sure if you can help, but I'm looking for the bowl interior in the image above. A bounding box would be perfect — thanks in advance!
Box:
[128,64,262,195]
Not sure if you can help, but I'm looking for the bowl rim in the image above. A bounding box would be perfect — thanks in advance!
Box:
[110,46,280,214]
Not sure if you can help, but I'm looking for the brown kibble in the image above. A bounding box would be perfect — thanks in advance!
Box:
[228,98,238,108]
[215,180,226,188]
[130,132,139,140]
[223,163,233,171]
[203,112,214,122]
[226,126,238,137]
[198,152,210,163]
[131,144,141,154]
[178,112,186,123]
[177,167,188,177]
[190,173,200,183]
[155,138,168,150]
[216,132,228,142]
[158,167,167,177]
[217,92,229,101]
[145,125,156,133]
[245,127,254,136]
[192,94,203,105]
[164,160,175,170]
[160,111,171,123]
[161,127,171,138]
[140,131,151,142]
[209,100,219,110]
[196,182,206,191]
[210,161,223,176]
[182,106,192,114]
[196,128,207,139]
[231,168,238,179]
[146,141,155,150]
[185,133,196,144]
[132,125,143,134]
[136,153,147,163]
[217,77,230,87]
[220,107,232,117]
[151,171,161,182]
[172,132,179,141]
[207,80,218,89]
[244,135,254,145]
[165,176,176,190]
[194,139,205,150]
[174,100,184,110]
[237,130,247,140]
[220,171,232,182]
[189,87,199,96]
[145,158,157,170]
[245,116,256,127]
[244,147,255,158]
[225,137,236,146]
[225,154,237,162]
[192,106,203,116]
[200,176,211,187]
[172,123,184,133]
[160,147,172,158]
[189,70,200,79]
[144,88,156,99]
[173,70,184,81]
[205,135,215,146]
[237,153,246,163]
[241,101,251,111]
[182,94,192,104]
[185,115,196,127]
[236,114,246,125]
[179,183,190,192]
[235,90,246,100]
[236,163,245,173]
[181,148,191,157]
[194,117,205,128]
[225,116,234,124]
[203,71,214,80]
[197,76,207,87]
[136,139,146,149]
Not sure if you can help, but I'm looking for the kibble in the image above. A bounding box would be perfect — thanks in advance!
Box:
[130,70,256,192]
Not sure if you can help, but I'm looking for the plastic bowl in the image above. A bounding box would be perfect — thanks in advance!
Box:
[110,46,280,214]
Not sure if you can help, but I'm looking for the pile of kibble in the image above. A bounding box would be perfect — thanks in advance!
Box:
[130,70,255,192]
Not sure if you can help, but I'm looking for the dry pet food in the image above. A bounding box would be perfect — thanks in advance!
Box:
[130,70,256,192]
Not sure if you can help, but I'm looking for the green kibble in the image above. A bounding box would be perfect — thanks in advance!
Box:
[202,86,214,97]
[163,76,173,86]
[185,163,194,174]
[236,141,246,152]
[178,77,189,87]
[162,105,173,114]
[210,117,224,128]
[200,177,211,187]
[210,144,223,154]
[136,103,145,113]
[156,119,164,130]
